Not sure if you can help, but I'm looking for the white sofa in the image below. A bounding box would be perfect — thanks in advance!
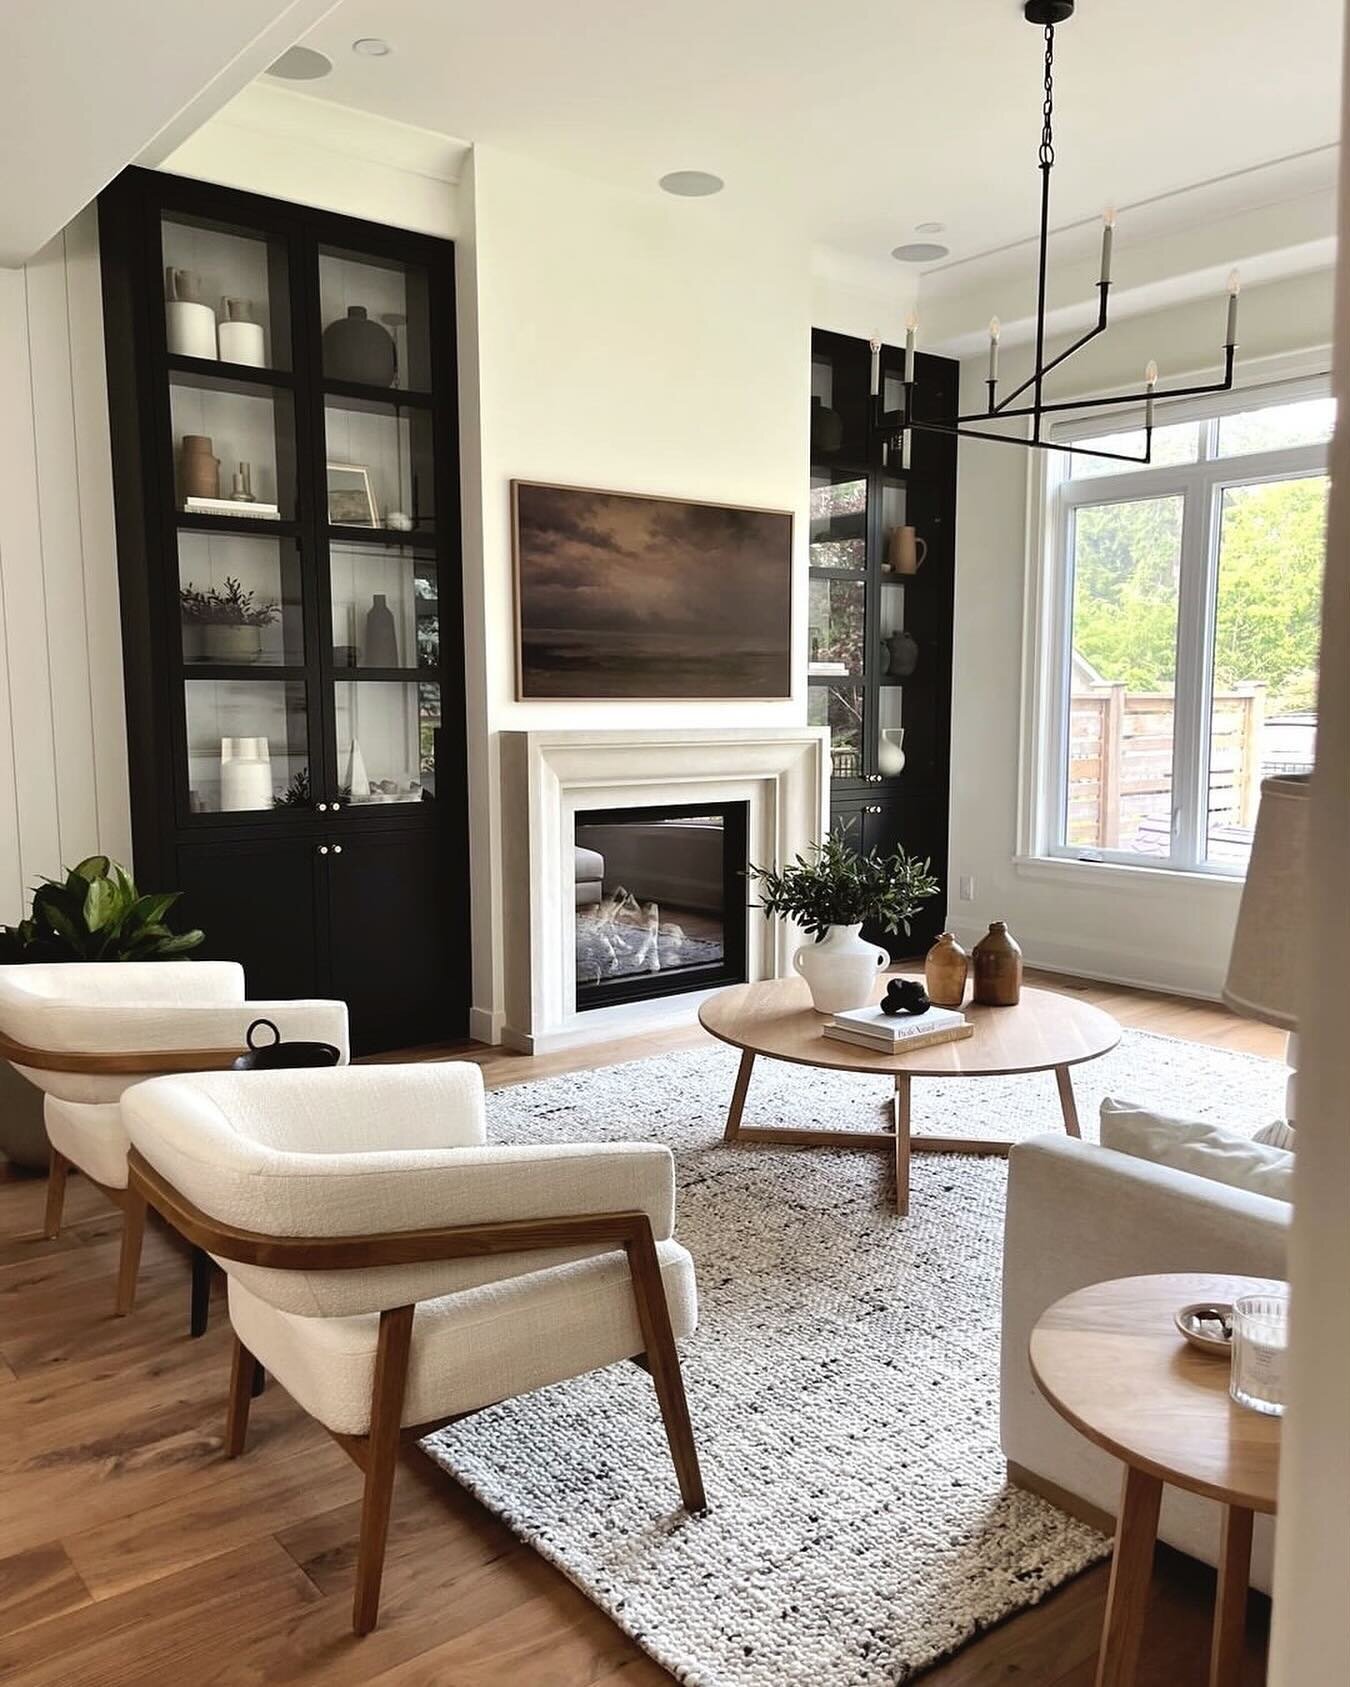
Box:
[1001,1133,1290,1591]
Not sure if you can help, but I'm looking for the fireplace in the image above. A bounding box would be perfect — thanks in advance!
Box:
[573,802,749,1010]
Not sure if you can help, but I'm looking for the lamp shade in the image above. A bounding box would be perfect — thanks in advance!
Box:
[1222,775,1311,1030]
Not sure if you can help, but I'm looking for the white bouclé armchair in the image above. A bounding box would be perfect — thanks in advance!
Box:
[0,961,349,1324]
[120,1060,704,1634]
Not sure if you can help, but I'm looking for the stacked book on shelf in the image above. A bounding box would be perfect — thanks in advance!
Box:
[823,1003,973,1054]
[184,496,281,520]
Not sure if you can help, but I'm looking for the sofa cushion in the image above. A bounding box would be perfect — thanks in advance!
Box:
[1099,1098,1294,1203]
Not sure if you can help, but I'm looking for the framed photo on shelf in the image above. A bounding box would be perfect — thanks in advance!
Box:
[327,462,379,527]
[512,480,793,700]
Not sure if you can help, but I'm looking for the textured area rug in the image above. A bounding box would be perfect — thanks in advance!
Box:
[423,1029,1285,1686]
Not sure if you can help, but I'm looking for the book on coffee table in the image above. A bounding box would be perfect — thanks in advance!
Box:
[823,1003,973,1054]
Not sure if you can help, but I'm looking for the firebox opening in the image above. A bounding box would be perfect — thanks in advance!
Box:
[573,802,749,1011]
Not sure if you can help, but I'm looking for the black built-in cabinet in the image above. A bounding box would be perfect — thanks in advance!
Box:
[99,168,469,1054]
[809,329,958,956]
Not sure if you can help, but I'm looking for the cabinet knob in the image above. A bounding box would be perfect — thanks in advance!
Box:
[317,844,329,856]
[331,844,343,855]
[866,804,883,814]
[316,802,329,813]
[869,774,883,784]
[330,800,342,811]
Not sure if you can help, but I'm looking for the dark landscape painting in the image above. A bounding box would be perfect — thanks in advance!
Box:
[513,481,793,699]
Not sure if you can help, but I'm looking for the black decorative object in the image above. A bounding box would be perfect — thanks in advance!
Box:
[322,305,397,386]
[364,593,399,666]
[885,629,919,679]
[880,977,930,1017]
[231,1016,341,1070]
[810,397,844,455]
[885,0,1240,465]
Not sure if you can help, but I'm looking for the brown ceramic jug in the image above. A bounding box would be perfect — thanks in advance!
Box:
[972,920,1022,1006]
[924,932,970,1008]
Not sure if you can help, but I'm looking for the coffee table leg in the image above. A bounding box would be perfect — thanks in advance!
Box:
[1095,1464,1162,1687]
[1208,1505,1254,1687]
[1055,1065,1083,1138]
[893,1074,911,1217]
[723,1049,756,1143]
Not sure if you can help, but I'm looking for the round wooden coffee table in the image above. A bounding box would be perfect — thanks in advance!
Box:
[1031,1274,1282,1687]
[697,974,1119,1214]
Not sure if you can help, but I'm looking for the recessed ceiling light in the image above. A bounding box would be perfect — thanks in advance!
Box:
[352,37,392,57]
[915,221,946,235]
[892,241,950,263]
[265,45,333,81]
[659,171,725,198]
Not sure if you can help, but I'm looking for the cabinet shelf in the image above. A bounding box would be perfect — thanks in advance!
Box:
[331,666,434,683]
[323,378,434,411]
[327,524,436,549]
[176,512,298,539]
[168,355,294,391]
[182,663,307,682]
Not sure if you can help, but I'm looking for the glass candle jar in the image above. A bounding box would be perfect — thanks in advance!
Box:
[1229,1292,1290,1417]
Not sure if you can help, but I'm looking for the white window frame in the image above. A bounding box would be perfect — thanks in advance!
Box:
[1021,366,1331,882]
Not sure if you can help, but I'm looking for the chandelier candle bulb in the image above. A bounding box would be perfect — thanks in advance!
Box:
[869,338,881,398]
[1100,207,1115,285]
[1145,359,1158,430]
[1227,268,1241,346]
[988,318,1001,383]
[904,312,918,383]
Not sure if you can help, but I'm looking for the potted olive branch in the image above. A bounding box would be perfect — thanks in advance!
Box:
[747,830,939,1013]
[180,576,279,664]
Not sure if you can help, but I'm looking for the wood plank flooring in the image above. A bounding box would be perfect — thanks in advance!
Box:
[0,973,1280,1684]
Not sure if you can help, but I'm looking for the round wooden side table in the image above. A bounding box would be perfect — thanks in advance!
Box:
[1030,1273,1283,1687]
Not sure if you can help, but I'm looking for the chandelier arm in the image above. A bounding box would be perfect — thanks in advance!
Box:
[899,419,1154,465]
[985,281,1113,413]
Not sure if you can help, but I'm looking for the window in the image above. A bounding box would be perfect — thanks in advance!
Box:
[1040,382,1330,875]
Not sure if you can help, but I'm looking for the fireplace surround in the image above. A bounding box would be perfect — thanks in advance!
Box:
[498,728,829,1051]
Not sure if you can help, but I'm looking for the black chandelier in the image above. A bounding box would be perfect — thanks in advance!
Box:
[882,0,1240,465]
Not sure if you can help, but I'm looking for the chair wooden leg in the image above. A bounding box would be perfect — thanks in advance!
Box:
[353,1304,415,1636]
[225,1336,258,1458]
[625,1227,706,1514]
[189,1246,213,1338]
[43,1148,70,1239]
[114,1192,147,1317]
[250,1361,267,1399]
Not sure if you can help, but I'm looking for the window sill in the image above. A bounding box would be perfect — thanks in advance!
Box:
[1014,854,1244,895]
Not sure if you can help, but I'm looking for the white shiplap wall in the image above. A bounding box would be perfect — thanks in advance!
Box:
[0,207,131,923]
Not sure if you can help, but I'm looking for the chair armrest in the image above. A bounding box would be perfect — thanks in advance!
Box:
[1001,1133,1290,1455]
[0,998,348,1065]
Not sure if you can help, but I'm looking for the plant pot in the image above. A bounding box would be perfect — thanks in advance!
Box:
[202,622,263,664]
[792,923,889,1014]
[0,1062,49,1170]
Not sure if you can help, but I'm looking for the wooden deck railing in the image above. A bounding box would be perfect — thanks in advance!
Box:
[1068,684,1265,850]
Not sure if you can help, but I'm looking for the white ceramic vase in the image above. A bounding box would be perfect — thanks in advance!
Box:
[219,736,272,811]
[878,727,906,776]
[792,923,889,1013]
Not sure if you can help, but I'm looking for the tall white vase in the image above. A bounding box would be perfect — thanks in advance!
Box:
[219,736,273,811]
[792,923,889,1013]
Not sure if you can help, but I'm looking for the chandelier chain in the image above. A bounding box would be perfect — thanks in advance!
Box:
[1039,25,1055,168]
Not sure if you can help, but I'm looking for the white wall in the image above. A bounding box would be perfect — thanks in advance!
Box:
[461,145,812,1036]
[0,209,131,922]
[947,268,1335,997]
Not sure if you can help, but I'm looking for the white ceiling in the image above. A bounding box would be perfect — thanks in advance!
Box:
[290,0,1343,285]
[2,0,340,267]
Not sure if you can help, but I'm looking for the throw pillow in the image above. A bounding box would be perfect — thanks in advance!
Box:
[1253,1119,1297,1151]
[1100,1097,1294,1203]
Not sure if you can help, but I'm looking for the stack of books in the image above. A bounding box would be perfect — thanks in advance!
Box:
[184,496,281,520]
[823,1003,973,1054]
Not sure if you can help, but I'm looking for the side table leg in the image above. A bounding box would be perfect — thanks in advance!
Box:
[1095,1464,1162,1687]
[1208,1505,1254,1687]
[1055,1065,1083,1138]
[723,1049,756,1143]
[893,1074,911,1218]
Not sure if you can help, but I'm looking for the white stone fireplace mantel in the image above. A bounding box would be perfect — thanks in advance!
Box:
[499,727,829,1052]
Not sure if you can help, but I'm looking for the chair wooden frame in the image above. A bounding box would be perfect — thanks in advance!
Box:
[127,1148,706,1635]
[1,1028,243,1327]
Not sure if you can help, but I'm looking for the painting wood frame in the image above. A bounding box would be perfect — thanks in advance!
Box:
[512,480,794,701]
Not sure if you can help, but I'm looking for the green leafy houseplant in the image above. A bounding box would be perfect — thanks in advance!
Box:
[747,830,940,940]
[179,576,279,627]
[0,857,204,963]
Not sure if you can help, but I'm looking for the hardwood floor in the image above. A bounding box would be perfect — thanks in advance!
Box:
[0,974,1280,1685]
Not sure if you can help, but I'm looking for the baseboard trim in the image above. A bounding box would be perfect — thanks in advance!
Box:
[468,1005,505,1046]
[1007,1459,1116,1537]
[946,923,1225,1005]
